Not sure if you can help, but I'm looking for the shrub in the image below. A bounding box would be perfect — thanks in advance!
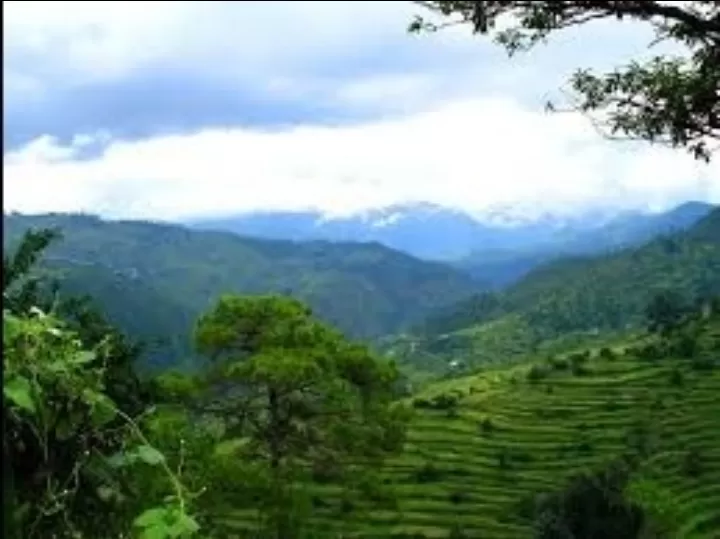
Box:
[669,368,685,387]
[448,491,469,505]
[414,462,442,483]
[571,362,590,377]
[548,357,569,371]
[527,364,550,383]
[412,398,432,409]
[683,449,703,478]
[533,460,645,539]
[497,447,512,470]
[691,356,715,371]
[339,497,355,514]
[670,332,699,357]
[479,417,495,434]
[599,347,616,360]
[432,393,459,410]
[576,439,594,454]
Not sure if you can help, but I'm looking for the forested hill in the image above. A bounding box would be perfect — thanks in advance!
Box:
[3,213,480,368]
[419,207,720,340]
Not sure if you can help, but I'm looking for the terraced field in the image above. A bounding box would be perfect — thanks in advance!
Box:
[220,321,720,538]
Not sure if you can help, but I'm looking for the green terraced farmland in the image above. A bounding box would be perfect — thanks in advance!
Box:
[221,322,720,538]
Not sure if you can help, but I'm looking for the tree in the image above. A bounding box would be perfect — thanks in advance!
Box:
[3,227,62,314]
[194,294,409,539]
[410,1,720,161]
[531,460,647,539]
[645,290,689,336]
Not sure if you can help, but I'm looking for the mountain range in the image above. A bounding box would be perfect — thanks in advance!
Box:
[389,206,720,376]
[4,201,718,372]
[3,212,480,370]
[188,201,716,287]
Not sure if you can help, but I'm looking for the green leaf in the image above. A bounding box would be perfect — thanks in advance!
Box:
[55,416,75,441]
[4,376,36,414]
[71,350,96,365]
[136,444,166,466]
[96,485,116,502]
[168,513,200,537]
[106,451,134,469]
[139,526,172,539]
[134,507,169,528]
[82,389,117,427]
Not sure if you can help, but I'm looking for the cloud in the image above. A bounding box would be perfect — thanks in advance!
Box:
[4,1,669,147]
[4,97,718,222]
[3,1,716,221]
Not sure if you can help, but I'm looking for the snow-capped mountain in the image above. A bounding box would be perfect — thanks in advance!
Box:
[186,201,716,262]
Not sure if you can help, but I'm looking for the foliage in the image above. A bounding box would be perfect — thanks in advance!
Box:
[192,294,409,538]
[410,1,720,161]
[3,214,480,369]
[417,209,720,350]
[530,459,646,539]
[645,290,690,336]
[3,308,199,539]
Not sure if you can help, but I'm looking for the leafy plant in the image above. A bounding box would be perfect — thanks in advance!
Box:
[3,307,200,539]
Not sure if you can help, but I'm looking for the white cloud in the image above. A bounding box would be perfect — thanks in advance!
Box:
[3,1,716,222]
[4,97,719,221]
[3,0,670,113]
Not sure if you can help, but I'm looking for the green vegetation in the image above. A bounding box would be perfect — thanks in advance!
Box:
[3,213,479,369]
[401,209,720,375]
[5,3,720,537]
[192,294,409,538]
[371,311,720,538]
[5,213,720,539]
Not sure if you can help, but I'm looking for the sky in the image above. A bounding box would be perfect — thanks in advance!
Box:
[3,0,719,222]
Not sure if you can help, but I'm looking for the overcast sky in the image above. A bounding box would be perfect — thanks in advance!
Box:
[3,0,719,221]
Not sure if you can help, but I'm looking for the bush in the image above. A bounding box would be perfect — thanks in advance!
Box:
[414,462,442,483]
[479,417,495,434]
[571,362,590,377]
[691,356,715,371]
[497,447,512,470]
[576,439,594,454]
[669,368,685,387]
[533,460,645,539]
[548,357,569,371]
[432,393,460,410]
[527,364,550,383]
[599,347,616,360]
[670,332,699,357]
[683,449,703,478]
[412,398,432,409]
[339,497,355,514]
[448,491,469,505]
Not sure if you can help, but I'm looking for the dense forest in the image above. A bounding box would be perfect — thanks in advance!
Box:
[3,213,480,369]
[4,1,720,538]
[400,208,720,376]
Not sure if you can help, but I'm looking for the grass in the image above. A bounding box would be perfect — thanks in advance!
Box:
[219,320,720,538]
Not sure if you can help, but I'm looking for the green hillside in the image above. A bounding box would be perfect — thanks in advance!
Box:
[403,208,720,376]
[219,311,720,538]
[3,213,480,369]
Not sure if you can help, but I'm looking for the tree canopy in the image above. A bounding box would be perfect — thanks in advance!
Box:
[410,1,720,160]
[193,294,409,538]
